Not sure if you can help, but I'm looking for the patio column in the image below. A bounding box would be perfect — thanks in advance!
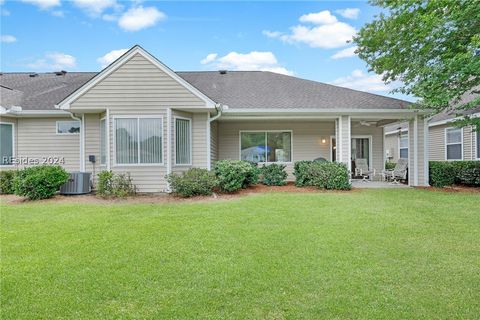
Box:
[408,114,429,186]
[336,115,351,171]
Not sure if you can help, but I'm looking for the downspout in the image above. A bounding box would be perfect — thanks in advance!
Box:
[207,104,224,170]
[66,111,85,172]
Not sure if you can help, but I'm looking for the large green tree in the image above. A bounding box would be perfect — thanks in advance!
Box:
[353,0,480,126]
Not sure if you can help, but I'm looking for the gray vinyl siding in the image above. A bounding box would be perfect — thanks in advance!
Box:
[192,113,208,168]
[172,110,192,173]
[218,120,335,179]
[351,124,384,173]
[384,133,398,161]
[210,120,218,163]
[16,117,80,172]
[84,114,101,180]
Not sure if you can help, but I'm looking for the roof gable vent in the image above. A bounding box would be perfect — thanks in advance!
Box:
[219,70,227,75]
[55,70,67,76]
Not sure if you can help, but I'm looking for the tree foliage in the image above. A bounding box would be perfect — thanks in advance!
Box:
[353,0,480,126]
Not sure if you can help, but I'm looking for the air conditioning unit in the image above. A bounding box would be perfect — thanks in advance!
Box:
[60,172,91,195]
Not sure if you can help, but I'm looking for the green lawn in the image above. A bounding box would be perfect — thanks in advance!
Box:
[1,189,480,319]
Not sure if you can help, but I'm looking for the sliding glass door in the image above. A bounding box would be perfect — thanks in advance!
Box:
[351,137,370,166]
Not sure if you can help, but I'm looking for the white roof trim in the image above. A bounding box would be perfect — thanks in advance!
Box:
[224,108,423,114]
[55,45,216,109]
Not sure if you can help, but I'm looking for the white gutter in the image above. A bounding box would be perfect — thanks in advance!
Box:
[206,104,224,170]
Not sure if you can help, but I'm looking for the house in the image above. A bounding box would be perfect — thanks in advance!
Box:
[1,45,431,192]
[385,105,479,163]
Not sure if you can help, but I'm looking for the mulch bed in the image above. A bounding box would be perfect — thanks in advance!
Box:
[416,185,480,193]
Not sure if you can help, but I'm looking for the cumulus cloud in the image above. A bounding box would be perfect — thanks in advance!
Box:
[336,8,360,19]
[21,0,60,10]
[331,46,357,59]
[118,6,166,31]
[26,52,76,70]
[1,35,17,43]
[299,10,337,25]
[97,48,128,68]
[200,53,218,65]
[200,51,293,75]
[72,0,118,16]
[330,69,392,92]
[263,10,356,49]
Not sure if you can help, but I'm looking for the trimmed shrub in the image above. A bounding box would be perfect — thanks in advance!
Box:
[385,161,396,170]
[261,163,287,186]
[294,161,351,190]
[97,170,136,198]
[13,165,69,200]
[429,161,480,187]
[167,168,217,197]
[0,170,16,194]
[214,160,259,193]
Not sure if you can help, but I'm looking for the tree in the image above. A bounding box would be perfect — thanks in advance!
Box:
[353,0,480,126]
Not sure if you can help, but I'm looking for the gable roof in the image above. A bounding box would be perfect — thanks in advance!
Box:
[55,45,216,109]
[177,71,411,110]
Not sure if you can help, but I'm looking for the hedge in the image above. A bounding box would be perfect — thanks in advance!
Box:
[167,168,217,197]
[294,161,351,190]
[0,170,16,194]
[214,160,259,193]
[429,161,480,187]
[261,163,288,186]
[13,165,69,200]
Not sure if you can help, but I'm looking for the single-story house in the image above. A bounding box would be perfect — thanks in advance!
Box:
[1,45,431,192]
[385,106,479,163]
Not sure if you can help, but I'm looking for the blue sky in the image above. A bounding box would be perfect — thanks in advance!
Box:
[0,0,413,101]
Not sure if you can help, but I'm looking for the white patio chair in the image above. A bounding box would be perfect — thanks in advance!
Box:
[383,158,408,184]
[354,158,375,182]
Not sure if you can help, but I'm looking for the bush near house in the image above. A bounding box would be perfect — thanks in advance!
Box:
[0,170,16,194]
[167,168,217,197]
[214,160,259,193]
[261,163,288,186]
[13,165,69,200]
[97,171,136,198]
[294,161,351,190]
[429,161,480,187]
[385,161,396,170]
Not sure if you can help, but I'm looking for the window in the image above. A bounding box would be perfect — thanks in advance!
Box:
[57,120,80,134]
[0,123,13,166]
[100,119,107,165]
[399,133,409,159]
[175,118,191,165]
[115,117,163,165]
[445,127,462,160]
[240,131,292,163]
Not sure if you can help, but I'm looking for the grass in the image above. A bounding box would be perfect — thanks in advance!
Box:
[1,189,480,319]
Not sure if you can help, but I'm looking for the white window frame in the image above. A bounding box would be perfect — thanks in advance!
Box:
[398,131,409,160]
[113,115,164,167]
[444,127,463,161]
[56,120,81,135]
[351,135,373,169]
[239,130,293,164]
[0,122,15,167]
[174,116,192,166]
[100,117,107,165]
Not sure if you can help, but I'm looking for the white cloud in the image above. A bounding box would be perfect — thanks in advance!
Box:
[201,51,293,75]
[299,10,337,25]
[331,69,392,92]
[97,48,128,68]
[118,6,166,31]
[264,11,356,49]
[1,35,17,43]
[72,0,118,17]
[331,46,357,59]
[200,53,218,65]
[336,8,360,19]
[26,52,76,70]
[21,0,60,10]
[51,10,64,17]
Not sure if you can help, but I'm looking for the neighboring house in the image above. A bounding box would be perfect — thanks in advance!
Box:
[385,105,480,163]
[1,45,431,192]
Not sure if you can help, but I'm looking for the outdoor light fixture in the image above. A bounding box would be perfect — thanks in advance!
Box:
[321,138,326,144]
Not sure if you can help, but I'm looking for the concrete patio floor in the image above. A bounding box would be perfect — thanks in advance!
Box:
[351,180,410,188]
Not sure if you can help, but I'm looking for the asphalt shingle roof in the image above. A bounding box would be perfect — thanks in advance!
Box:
[0,70,412,111]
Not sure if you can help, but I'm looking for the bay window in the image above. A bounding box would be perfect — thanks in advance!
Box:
[115,117,163,165]
[0,123,14,166]
[240,131,292,163]
[175,118,191,165]
[445,127,462,160]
